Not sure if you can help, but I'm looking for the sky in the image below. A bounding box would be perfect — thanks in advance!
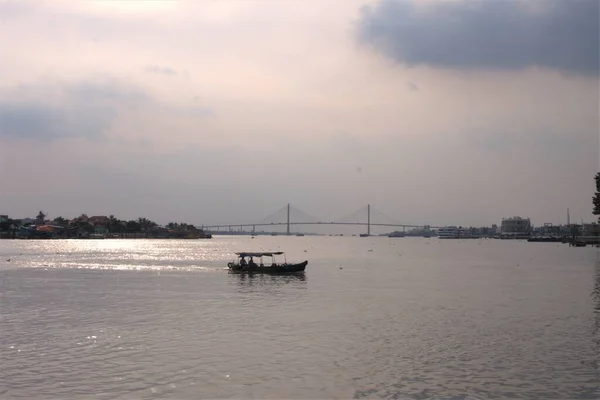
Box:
[0,0,598,228]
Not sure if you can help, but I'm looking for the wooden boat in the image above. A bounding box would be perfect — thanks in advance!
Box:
[228,252,307,274]
[570,241,587,247]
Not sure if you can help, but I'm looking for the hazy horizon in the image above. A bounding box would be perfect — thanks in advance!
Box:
[1,0,598,228]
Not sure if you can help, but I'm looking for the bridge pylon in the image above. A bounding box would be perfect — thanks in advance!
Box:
[367,204,370,236]
[287,203,290,235]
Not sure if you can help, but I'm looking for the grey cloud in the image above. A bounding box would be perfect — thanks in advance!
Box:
[145,65,179,76]
[0,102,114,141]
[175,107,215,118]
[64,81,216,118]
[406,81,419,91]
[65,81,149,102]
[356,0,599,75]
[0,81,146,141]
[0,80,215,141]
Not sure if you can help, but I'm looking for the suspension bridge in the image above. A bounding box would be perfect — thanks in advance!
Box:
[200,204,440,236]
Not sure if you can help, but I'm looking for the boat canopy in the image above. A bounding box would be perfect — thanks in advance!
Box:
[235,252,284,257]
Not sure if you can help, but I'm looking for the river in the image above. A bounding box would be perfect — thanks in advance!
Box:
[0,236,598,399]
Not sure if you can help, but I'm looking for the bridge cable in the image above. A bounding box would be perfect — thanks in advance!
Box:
[332,205,369,224]
[289,205,322,223]
[369,206,405,226]
[256,204,289,225]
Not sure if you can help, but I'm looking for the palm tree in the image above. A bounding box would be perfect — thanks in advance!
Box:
[36,210,46,225]
[108,215,119,233]
[137,217,157,232]
[138,217,148,232]
[126,220,141,232]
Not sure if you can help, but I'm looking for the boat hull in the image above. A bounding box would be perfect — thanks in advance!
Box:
[527,237,564,242]
[228,260,308,274]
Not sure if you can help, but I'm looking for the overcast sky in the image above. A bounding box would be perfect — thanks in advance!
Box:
[0,0,598,227]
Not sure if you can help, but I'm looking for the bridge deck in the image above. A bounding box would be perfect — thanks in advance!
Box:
[199,204,440,232]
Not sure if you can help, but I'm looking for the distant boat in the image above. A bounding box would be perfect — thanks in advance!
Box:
[228,251,307,274]
[359,234,370,237]
[388,231,405,238]
[527,236,563,243]
[570,241,587,247]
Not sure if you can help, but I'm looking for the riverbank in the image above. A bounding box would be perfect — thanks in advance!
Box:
[0,232,212,239]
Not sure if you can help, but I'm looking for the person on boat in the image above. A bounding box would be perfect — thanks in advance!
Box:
[240,257,247,266]
[249,257,258,267]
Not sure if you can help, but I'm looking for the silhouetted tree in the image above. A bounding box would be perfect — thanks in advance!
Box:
[0,218,14,232]
[108,215,122,233]
[594,173,600,222]
[36,210,46,225]
[126,220,141,232]
[137,217,157,232]
[53,216,68,227]
[79,222,95,234]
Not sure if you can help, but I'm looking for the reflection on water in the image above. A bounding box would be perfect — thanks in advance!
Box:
[593,261,600,313]
[230,273,307,298]
[592,261,600,362]
[231,272,306,286]
[0,238,598,399]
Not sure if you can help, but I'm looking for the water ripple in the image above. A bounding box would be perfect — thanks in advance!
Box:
[0,237,598,399]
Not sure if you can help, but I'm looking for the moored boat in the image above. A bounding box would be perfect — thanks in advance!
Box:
[527,236,564,243]
[388,231,405,238]
[228,252,307,274]
[570,240,587,247]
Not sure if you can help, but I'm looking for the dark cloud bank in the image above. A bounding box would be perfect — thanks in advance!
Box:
[356,0,599,75]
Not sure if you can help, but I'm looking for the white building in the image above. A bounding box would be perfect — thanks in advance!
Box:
[501,217,531,236]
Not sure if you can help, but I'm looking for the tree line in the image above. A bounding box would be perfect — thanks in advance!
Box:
[0,212,200,234]
[594,172,600,222]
